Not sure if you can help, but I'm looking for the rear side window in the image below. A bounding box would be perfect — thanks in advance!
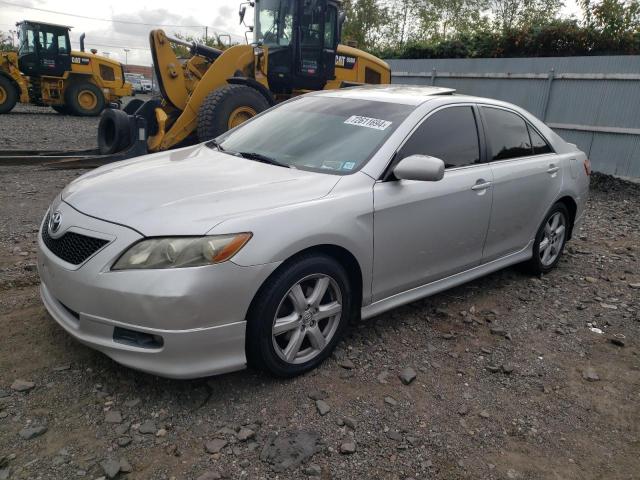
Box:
[399,106,480,169]
[482,107,532,161]
[528,126,553,155]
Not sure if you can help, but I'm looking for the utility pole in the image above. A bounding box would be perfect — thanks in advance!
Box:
[123,48,130,65]
[204,26,208,43]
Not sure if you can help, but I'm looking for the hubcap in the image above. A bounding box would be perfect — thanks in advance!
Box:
[78,90,97,110]
[272,274,342,365]
[539,211,566,266]
[228,106,257,129]
[0,85,6,104]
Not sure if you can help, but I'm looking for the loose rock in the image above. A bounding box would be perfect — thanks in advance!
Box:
[398,367,417,385]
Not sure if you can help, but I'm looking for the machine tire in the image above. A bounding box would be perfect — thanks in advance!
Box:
[123,98,144,114]
[66,81,105,116]
[51,105,71,115]
[197,84,269,142]
[0,75,18,114]
[98,108,131,154]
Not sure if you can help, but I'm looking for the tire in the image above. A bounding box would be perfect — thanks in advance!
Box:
[526,202,570,275]
[51,105,71,115]
[65,82,105,116]
[246,254,353,377]
[0,75,18,114]
[197,84,269,142]
[98,108,131,154]
[122,98,144,114]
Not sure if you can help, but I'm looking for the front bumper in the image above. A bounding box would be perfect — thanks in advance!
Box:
[37,202,280,379]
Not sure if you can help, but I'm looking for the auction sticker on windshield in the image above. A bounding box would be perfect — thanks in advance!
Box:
[344,115,392,130]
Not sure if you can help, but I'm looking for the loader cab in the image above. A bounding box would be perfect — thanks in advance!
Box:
[253,0,339,93]
[17,21,72,78]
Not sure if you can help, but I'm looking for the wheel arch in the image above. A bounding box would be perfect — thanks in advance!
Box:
[556,195,578,239]
[245,243,364,323]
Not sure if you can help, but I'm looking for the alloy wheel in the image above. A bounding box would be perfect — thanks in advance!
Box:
[539,211,566,266]
[272,274,342,364]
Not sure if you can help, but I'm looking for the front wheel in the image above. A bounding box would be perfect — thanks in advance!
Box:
[0,76,18,114]
[246,254,352,377]
[197,84,269,142]
[526,202,570,275]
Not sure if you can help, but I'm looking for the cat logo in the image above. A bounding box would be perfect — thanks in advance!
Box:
[71,56,91,65]
[335,54,356,70]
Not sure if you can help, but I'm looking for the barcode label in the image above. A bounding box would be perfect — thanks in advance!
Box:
[344,115,392,131]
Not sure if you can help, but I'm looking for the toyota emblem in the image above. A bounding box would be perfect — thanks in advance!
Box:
[49,211,62,234]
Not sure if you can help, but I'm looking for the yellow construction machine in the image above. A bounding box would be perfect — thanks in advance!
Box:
[0,20,131,116]
[98,0,391,156]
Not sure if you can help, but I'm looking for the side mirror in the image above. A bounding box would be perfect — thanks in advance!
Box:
[239,6,247,25]
[393,154,445,182]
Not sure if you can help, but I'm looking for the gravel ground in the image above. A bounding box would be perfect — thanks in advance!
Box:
[0,166,639,480]
[0,96,148,152]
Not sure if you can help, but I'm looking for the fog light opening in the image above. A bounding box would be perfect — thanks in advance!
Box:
[113,327,164,349]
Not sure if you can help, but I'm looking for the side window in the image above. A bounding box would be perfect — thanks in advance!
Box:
[57,34,69,54]
[399,106,481,169]
[482,107,532,161]
[528,125,553,155]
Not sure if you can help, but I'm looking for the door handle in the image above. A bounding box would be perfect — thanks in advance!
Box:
[547,164,560,174]
[471,181,492,191]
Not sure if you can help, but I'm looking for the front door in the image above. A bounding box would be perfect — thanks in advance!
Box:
[478,106,562,262]
[293,0,328,90]
[372,105,493,301]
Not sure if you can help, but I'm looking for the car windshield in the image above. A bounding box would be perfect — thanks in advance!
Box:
[213,96,415,175]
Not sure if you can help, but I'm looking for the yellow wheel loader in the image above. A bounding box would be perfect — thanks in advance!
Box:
[0,20,131,116]
[98,0,391,157]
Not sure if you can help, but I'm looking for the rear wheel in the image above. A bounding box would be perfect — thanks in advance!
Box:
[66,82,105,116]
[0,76,18,114]
[526,202,570,275]
[197,84,269,142]
[246,254,352,377]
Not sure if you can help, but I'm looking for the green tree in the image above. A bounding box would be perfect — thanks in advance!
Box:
[579,0,640,35]
[489,0,563,30]
[0,31,16,52]
[170,32,230,58]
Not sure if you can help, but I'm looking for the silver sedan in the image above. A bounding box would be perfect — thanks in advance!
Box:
[37,85,590,378]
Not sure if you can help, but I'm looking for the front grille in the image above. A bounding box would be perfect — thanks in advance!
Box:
[42,213,109,265]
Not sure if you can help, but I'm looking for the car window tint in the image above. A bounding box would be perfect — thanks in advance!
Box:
[483,107,533,161]
[528,125,553,155]
[399,106,480,168]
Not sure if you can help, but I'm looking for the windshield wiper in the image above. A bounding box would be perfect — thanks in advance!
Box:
[237,151,290,168]
[206,139,225,152]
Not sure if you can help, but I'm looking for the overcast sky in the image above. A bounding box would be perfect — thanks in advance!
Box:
[1,0,581,66]
[0,0,248,65]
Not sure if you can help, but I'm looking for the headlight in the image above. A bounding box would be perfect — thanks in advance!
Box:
[112,233,252,270]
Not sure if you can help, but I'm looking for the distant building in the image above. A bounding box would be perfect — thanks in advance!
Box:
[124,64,153,79]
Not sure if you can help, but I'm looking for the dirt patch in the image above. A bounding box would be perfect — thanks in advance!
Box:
[0,168,638,480]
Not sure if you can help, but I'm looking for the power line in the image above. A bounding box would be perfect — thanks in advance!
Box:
[0,1,246,39]
[0,0,205,28]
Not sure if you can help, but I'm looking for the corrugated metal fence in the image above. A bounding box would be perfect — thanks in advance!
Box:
[387,56,640,178]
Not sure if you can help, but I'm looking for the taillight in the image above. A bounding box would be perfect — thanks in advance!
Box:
[583,158,591,176]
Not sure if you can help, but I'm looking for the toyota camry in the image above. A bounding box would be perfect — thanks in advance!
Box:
[37,85,590,378]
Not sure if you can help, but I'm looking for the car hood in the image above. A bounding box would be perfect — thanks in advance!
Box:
[62,145,341,236]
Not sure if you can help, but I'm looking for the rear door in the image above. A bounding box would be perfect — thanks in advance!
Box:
[479,106,562,262]
[372,105,493,301]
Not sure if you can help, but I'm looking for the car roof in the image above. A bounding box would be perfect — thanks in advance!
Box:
[316,85,457,106]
